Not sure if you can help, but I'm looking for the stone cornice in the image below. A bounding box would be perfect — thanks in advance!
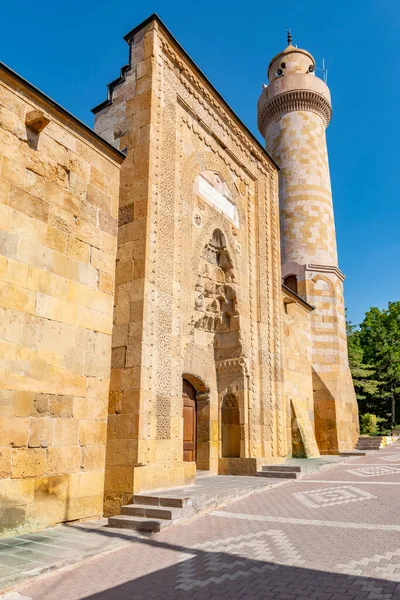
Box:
[0,63,126,163]
[92,13,279,174]
[258,89,332,134]
[157,33,277,174]
[306,263,345,282]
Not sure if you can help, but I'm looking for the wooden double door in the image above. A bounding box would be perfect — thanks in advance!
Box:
[182,379,196,462]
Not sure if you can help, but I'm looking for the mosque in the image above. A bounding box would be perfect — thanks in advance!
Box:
[0,14,358,536]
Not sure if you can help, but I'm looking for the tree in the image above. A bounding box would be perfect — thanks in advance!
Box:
[357,302,400,426]
[347,319,380,408]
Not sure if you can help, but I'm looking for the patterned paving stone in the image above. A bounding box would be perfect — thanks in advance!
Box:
[378,455,400,462]
[2,443,400,599]
[293,485,375,508]
[346,466,400,477]
[175,530,303,591]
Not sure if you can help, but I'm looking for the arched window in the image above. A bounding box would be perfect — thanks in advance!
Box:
[221,394,240,458]
[284,275,298,295]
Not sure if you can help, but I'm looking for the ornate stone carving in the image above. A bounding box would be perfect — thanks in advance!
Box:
[153,35,284,459]
[258,90,332,133]
[193,213,202,227]
[154,62,176,440]
[159,36,275,173]
[194,230,239,338]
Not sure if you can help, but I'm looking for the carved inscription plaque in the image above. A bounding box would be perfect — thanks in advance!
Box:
[197,175,239,228]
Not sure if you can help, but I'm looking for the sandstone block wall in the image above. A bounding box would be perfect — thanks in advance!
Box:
[0,67,122,536]
[93,16,283,517]
[282,290,319,458]
[94,24,157,515]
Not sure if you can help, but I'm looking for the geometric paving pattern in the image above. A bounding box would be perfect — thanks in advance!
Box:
[4,443,400,600]
[293,485,376,508]
[175,530,303,590]
[378,455,400,462]
[346,466,400,477]
[337,548,400,578]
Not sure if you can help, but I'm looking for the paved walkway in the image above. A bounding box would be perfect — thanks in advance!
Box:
[0,475,288,592]
[2,444,400,599]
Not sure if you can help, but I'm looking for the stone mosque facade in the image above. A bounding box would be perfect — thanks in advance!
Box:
[0,14,359,535]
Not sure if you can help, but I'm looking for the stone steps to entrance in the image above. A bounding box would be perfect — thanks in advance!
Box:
[258,464,301,479]
[132,494,190,508]
[261,465,302,473]
[108,514,172,533]
[107,475,283,533]
[258,470,298,479]
[107,460,348,533]
[356,436,382,451]
[109,497,195,532]
[121,504,182,520]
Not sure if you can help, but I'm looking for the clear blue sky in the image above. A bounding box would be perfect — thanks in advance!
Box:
[2,0,399,326]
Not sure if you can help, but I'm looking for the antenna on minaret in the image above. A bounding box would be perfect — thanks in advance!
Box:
[323,58,328,84]
[287,29,292,45]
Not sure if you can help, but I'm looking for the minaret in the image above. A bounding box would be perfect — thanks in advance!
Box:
[258,33,359,453]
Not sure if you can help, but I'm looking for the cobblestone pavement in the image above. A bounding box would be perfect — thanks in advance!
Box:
[3,443,400,600]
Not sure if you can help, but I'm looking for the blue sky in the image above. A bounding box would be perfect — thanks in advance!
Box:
[2,0,399,325]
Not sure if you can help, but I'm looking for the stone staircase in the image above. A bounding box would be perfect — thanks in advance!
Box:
[257,465,301,479]
[108,494,194,533]
[107,475,278,533]
[356,436,382,451]
[108,457,353,533]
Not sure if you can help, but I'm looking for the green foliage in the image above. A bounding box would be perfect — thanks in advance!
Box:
[347,302,400,425]
[347,318,380,402]
[359,414,390,435]
[360,413,377,434]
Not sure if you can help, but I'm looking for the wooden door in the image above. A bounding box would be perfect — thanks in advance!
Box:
[183,379,196,462]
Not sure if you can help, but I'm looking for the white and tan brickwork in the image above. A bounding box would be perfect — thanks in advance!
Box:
[258,40,359,453]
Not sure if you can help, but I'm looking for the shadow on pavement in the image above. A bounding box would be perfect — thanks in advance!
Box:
[72,533,400,600]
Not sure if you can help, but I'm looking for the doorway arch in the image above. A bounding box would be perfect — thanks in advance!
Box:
[221,393,241,458]
[182,379,197,462]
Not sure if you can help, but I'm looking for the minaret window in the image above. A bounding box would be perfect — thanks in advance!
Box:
[284,275,298,295]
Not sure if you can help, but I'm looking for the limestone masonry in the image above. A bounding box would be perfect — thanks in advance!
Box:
[0,14,358,536]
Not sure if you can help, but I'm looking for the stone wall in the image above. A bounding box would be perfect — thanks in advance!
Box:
[281,289,319,458]
[0,67,122,536]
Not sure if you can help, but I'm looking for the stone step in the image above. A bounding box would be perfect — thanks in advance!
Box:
[132,495,191,508]
[120,504,182,520]
[339,451,366,456]
[356,444,380,450]
[108,515,172,533]
[356,441,381,447]
[356,443,381,449]
[258,470,298,479]
[261,465,302,473]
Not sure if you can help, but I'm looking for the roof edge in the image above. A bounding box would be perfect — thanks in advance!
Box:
[0,62,125,163]
[282,284,315,312]
[92,13,280,171]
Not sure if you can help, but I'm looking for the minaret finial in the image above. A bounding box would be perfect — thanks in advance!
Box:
[287,29,292,46]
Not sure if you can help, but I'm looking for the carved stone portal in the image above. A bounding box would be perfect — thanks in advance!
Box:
[193,229,243,362]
